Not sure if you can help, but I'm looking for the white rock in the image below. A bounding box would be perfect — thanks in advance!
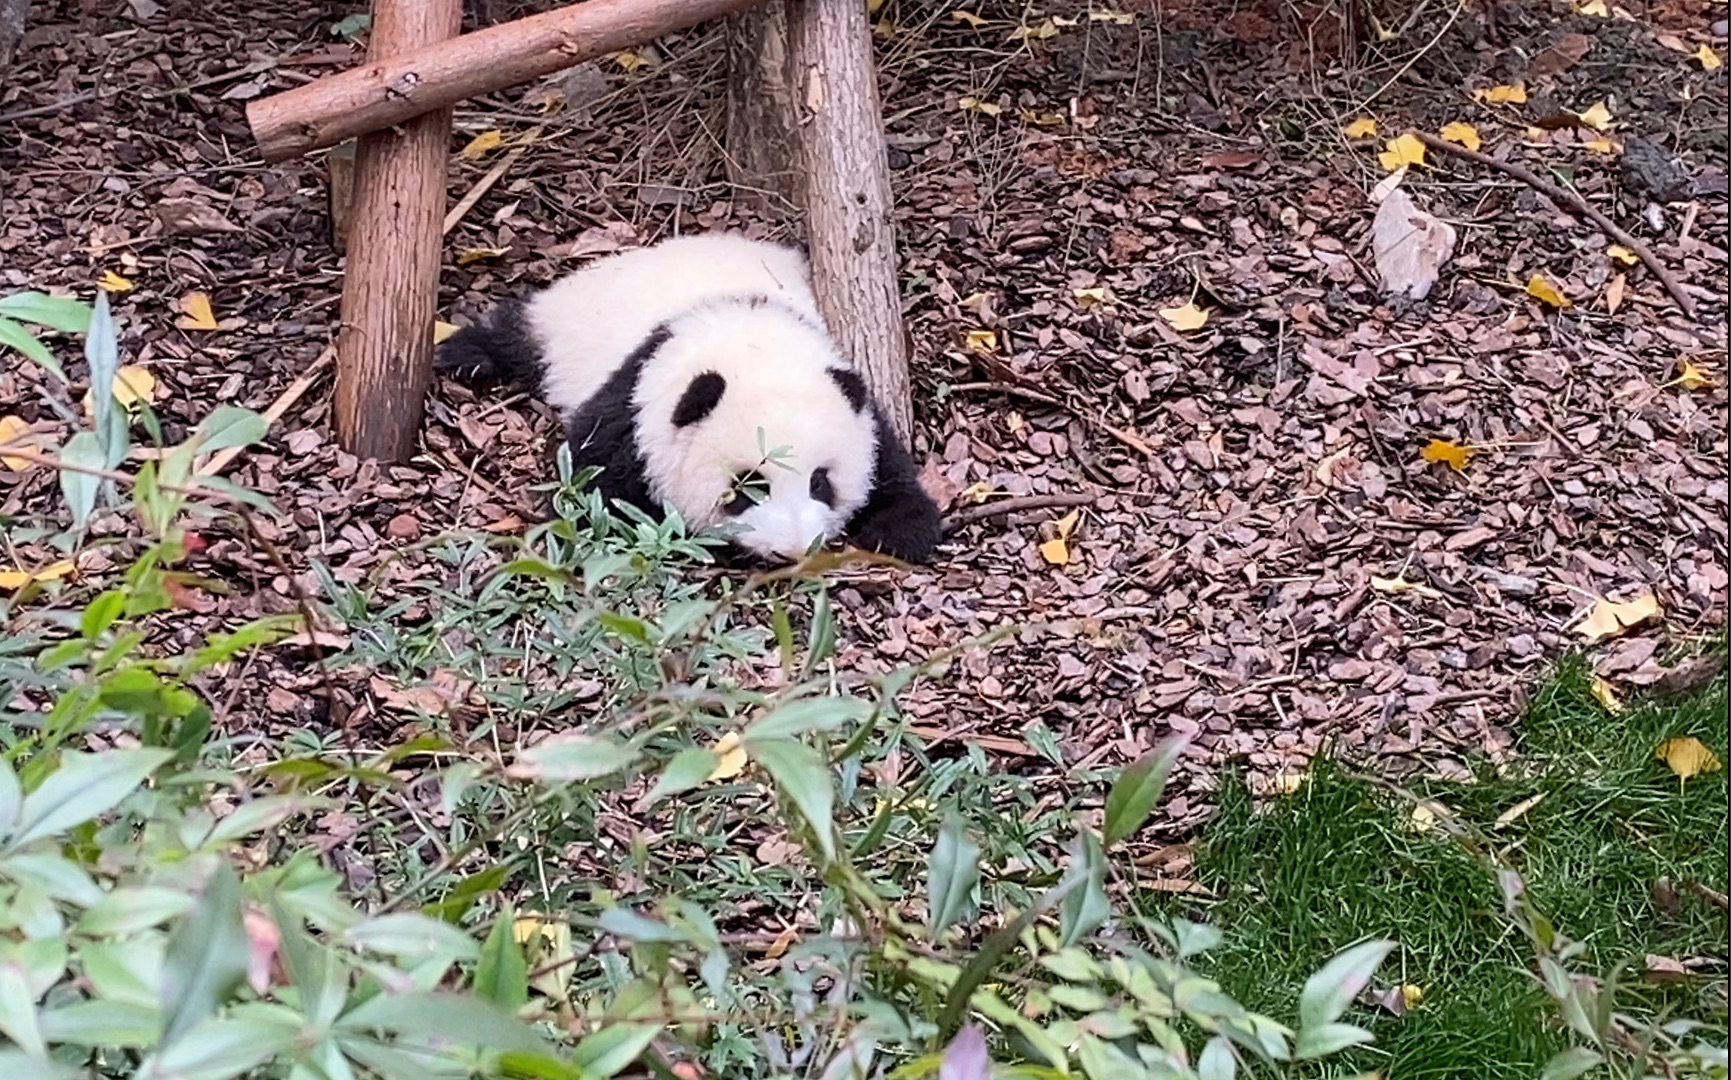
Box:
[1372,189,1457,300]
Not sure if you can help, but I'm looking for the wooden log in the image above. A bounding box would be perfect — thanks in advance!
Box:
[723,1,800,211]
[246,0,764,164]
[786,0,912,444]
[332,0,461,462]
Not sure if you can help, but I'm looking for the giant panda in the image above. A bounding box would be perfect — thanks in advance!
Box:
[436,232,943,565]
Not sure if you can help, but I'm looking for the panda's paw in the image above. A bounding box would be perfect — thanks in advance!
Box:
[849,493,943,565]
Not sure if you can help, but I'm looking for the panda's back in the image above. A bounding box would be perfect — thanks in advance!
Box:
[527,234,820,414]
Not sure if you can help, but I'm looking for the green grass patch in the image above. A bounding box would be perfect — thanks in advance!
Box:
[1184,646,1729,1078]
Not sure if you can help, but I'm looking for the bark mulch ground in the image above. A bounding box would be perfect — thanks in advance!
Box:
[2,0,1725,819]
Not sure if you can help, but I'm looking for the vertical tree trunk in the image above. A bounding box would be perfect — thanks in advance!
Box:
[787,0,911,445]
[723,1,800,211]
[333,0,461,462]
[0,0,28,72]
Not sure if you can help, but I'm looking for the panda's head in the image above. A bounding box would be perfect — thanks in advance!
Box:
[631,301,879,562]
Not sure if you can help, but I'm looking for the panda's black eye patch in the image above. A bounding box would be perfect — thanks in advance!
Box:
[673,371,727,427]
[827,368,868,413]
[721,469,769,516]
[809,467,835,508]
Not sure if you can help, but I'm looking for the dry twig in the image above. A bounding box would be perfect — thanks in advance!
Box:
[943,492,1094,531]
[1410,129,1698,321]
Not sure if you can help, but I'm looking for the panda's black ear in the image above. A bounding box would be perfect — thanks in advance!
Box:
[827,367,868,413]
[673,371,727,427]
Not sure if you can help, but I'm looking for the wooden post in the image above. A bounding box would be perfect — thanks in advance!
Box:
[333,0,461,462]
[723,1,800,211]
[0,0,27,72]
[245,0,765,163]
[785,0,912,444]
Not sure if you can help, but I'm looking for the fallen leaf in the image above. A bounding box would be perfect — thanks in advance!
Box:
[460,130,503,159]
[1371,574,1444,599]
[1089,9,1134,23]
[1654,737,1722,784]
[950,9,988,26]
[1008,17,1060,40]
[1372,188,1457,300]
[155,198,240,237]
[1579,136,1619,154]
[177,291,219,331]
[1494,792,1546,827]
[1526,273,1572,309]
[706,731,748,782]
[1591,676,1626,714]
[1674,360,1711,392]
[1018,107,1066,127]
[964,329,997,353]
[1343,117,1379,138]
[1573,593,1661,644]
[1439,121,1482,151]
[98,270,134,293]
[958,95,1004,116]
[1369,165,1407,203]
[1400,984,1425,1010]
[1377,132,1427,171]
[1531,32,1595,77]
[1039,509,1081,566]
[1419,438,1474,472]
[1575,0,1608,14]
[610,49,654,72]
[0,415,34,471]
[1604,273,1626,314]
[1576,100,1614,131]
[434,320,460,344]
[1697,44,1722,71]
[1472,83,1529,105]
[1606,244,1639,266]
[1158,301,1210,332]
[1202,150,1260,170]
[1406,802,1441,832]
[456,247,508,265]
[1072,286,1114,307]
[82,365,157,417]
[0,559,75,591]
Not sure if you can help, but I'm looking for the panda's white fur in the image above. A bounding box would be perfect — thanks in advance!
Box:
[436,233,942,564]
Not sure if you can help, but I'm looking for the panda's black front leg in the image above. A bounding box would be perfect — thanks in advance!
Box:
[845,408,943,564]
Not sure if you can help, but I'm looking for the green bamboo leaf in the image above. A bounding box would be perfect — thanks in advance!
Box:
[1299,939,1395,1031]
[642,747,718,807]
[1102,737,1187,847]
[1058,829,1109,947]
[744,695,868,745]
[0,961,46,1054]
[8,748,172,851]
[0,291,92,333]
[927,814,980,939]
[159,862,249,1047]
[57,431,105,530]
[748,737,836,861]
[474,907,529,1013]
[1539,1047,1605,1080]
[0,316,66,381]
[1293,1022,1374,1059]
[570,1020,661,1079]
[191,406,268,453]
[509,733,637,783]
[338,991,547,1053]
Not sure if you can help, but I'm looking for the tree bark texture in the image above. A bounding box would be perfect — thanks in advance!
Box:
[722,0,800,211]
[786,0,911,444]
[246,0,764,163]
[333,0,461,462]
[0,0,27,72]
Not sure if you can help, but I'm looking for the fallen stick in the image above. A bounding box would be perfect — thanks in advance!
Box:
[443,127,540,235]
[198,346,335,478]
[246,0,764,162]
[1409,129,1698,322]
[943,491,1094,531]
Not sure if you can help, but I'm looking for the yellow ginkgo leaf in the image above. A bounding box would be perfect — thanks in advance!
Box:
[1159,301,1210,332]
[1604,273,1626,314]
[1606,244,1639,266]
[83,365,157,417]
[958,95,1004,116]
[1038,537,1070,566]
[1576,100,1614,131]
[1400,985,1426,1010]
[0,415,33,471]
[1018,108,1066,127]
[1575,0,1608,14]
[456,247,508,265]
[1073,286,1114,307]
[1698,44,1723,71]
[1377,132,1427,171]
[706,731,748,782]
[1526,273,1572,309]
[610,49,653,72]
[1654,736,1722,784]
[1580,136,1619,154]
[1675,360,1711,392]
[1419,438,1474,472]
[1343,117,1379,138]
[1054,508,1080,540]
[964,329,997,353]
[1370,573,1443,599]
[950,9,988,26]
[0,559,75,591]
[1590,676,1625,714]
[1472,83,1529,105]
[1008,17,1060,40]
[459,129,504,160]
[1406,803,1439,832]
[1439,121,1482,151]
[1572,593,1661,644]
[433,321,460,344]
[177,291,218,331]
[98,270,134,293]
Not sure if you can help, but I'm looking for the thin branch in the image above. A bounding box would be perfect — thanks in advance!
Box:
[1409,129,1699,321]
[943,492,1094,531]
